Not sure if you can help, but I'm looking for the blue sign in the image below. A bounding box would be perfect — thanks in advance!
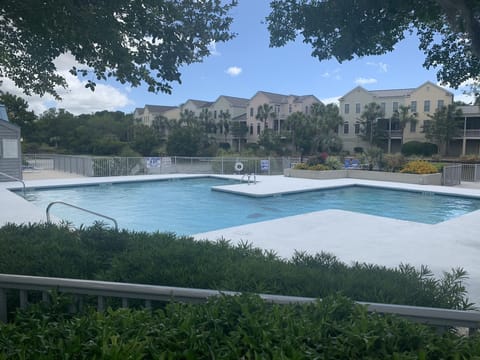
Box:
[260,159,270,171]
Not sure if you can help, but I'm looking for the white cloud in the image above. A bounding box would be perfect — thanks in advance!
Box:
[366,61,388,73]
[454,93,475,105]
[321,68,341,80]
[208,41,220,56]
[321,96,340,105]
[225,66,242,77]
[355,77,377,85]
[1,53,133,115]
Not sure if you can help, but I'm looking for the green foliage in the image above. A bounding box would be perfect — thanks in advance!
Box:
[401,141,438,157]
[382,153,406,172]
[0,224,472,309]
[267,1,480,88]
[0,1,237,99]
[2,293,480,359]
[423,104,463,155]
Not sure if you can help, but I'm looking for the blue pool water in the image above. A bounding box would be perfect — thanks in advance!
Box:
[24,177,480,234]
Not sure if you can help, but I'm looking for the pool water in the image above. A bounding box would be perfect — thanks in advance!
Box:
[24,177,480,234]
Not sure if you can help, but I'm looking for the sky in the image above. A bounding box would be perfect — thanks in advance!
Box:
[1,2,475,116]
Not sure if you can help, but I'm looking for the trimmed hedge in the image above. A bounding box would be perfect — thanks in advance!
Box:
[401,141,438,157]
[0,223,472,309]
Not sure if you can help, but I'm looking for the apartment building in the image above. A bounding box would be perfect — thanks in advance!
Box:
[453,105,480,156]
[133,105,179,126]
[208,95,249,148]
[338,81,454,153]
[246,91,322,143]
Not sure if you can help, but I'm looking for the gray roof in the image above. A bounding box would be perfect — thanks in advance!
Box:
[256,91,320,104]
[187,99,213,108]
[369,88,415,98]
[144,105,177,114]
[220,95,249,107]
[256,91,289,103]
[457,105,480,115]
[134,107,144,115]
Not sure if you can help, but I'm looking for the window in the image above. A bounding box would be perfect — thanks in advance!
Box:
[422,120,432,133]
[393,102,398,112]
[410,101,417,112]
[343,122,349,134]
[249,124,253,135]
[344,103,350,114]
[214,110,217,119]
[380,103,386,114]
[250,107,253,117]
[355,103,361,113]
[410,121,416,133]
[289,104,292,113]
[424,100,430,112]
[305,105,309,114]
[257,124,261,134]
[437,100,444,109]
[354,122,360,134]
[275,105,280,114]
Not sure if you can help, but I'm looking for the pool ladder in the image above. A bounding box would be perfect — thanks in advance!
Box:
[241,173,257,185]
[0,171,26,197]
[46,201,118,231]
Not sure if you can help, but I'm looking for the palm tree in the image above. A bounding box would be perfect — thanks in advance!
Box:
[360,102,384,146]
[256,103,276,132]
[391,105,418,148]
[218,110,231,142]
[424,104,463,155]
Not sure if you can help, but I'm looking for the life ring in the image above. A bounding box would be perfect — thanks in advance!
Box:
[234,162,244,172]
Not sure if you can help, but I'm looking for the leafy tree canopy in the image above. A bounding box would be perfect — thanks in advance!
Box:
[267,0,480,88]
[0,0,237,99]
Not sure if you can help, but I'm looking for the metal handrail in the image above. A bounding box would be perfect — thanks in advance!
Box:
[0,171,25,196]
[0,274,479,334]
[46,201,118,230]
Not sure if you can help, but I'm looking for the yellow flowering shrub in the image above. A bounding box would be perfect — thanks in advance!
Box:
[400,160,438,174]
[293,163,330,171]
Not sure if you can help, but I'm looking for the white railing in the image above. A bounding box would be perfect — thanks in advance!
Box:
[0,274,479,334]
[23,154,299,177]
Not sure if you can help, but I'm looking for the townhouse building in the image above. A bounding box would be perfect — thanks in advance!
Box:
[453,105,480,156]
[133,105,179,126]
[246,91,322,143]
[338,81,454,153]
[208,96,249,149]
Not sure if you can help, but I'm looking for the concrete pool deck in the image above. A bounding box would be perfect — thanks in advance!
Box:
[1,171,480,304]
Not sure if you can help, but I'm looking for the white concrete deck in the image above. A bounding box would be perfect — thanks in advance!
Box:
[1,171,480,304]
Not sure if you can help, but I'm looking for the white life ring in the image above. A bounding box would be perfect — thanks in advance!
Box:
[234,162,244,172]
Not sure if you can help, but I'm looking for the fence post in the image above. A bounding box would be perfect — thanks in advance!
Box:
[0,289,7,323]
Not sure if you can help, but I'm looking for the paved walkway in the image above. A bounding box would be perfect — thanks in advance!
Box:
[1,171,480,305]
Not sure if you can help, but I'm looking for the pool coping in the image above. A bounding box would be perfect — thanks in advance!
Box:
[2,174,480,304]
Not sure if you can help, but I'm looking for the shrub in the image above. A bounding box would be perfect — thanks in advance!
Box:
[325,156,343,170]
[2,293,480,359]
[0,224,472,309]
[382,153,406,172]
[353,146,364,154]
[293,162,309,170]
[401,141,438,157]
[460,155,480,163]
[400,160,439,174]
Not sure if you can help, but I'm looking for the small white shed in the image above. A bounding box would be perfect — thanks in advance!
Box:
[0,104,22,181]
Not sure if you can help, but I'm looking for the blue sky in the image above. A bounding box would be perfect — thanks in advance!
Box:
[3,1,474,115]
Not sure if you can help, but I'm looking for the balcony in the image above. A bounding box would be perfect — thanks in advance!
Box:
[453,129,480,138]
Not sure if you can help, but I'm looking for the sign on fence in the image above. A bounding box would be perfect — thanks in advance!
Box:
[260,159,270,171]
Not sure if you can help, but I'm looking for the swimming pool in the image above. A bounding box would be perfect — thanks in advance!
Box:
[22,177,480,234]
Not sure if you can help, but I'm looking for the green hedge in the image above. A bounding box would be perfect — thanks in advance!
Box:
[401,141,438,157]
[1,294,480,359]
[0,223,471,309]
